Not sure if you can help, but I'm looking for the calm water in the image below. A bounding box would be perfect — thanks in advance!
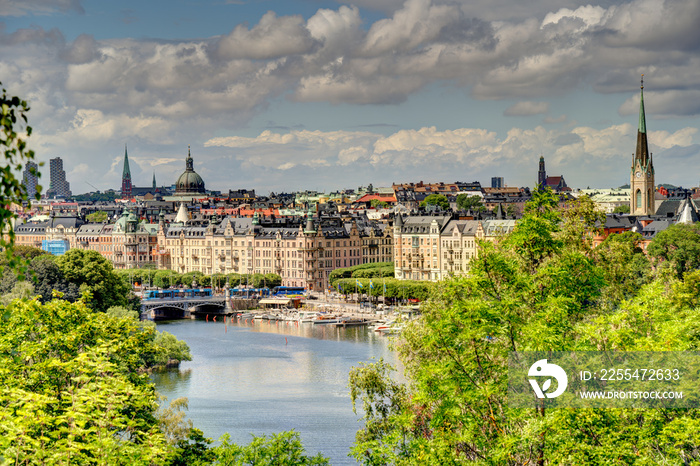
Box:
[152,319,400,465]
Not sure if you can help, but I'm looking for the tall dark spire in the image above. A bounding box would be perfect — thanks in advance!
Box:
[152,171,156,190]
[121,144,132,198]
[635,75,650,168]
[630,74,655,216]
[537,155,547,189]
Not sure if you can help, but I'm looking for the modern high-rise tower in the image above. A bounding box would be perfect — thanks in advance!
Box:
[22,161,39,200]
[122,144,132,198]
[630,76,655,216]
[46,157,71,198]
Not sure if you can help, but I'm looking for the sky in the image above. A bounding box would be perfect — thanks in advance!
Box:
[1,0,699,195]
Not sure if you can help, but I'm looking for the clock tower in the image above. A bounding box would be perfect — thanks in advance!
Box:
[630,76,655,215]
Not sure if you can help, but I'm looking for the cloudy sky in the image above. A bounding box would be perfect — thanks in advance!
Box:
[2,0,699,195]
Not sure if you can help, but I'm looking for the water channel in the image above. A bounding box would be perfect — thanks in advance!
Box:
[152,319,400,465]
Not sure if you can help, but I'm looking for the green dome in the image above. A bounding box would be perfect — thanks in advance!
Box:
[175,146,206,195]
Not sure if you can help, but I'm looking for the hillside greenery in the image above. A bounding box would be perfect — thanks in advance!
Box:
[348,189,700,464]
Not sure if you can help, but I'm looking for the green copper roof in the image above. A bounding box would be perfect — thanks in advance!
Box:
[122,144,131,178]
[638,79,646,134]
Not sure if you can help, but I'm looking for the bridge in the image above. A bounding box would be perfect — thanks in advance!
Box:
[141,296,253,320]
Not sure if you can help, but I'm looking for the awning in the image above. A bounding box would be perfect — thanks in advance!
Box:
[259,298,291,305]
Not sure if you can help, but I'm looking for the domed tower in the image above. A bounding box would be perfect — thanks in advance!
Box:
[175,145,206,195]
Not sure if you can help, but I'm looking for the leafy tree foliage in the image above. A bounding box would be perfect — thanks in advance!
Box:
[329,262,394,285]
[0,82,41,275]
[9,244,48,260]
[0,296,170,463]
[647,223,700,278]
[336,277,433,301]
[72,191,120,202]
[56,249,131,312]
[613,204,631,214]
[419,194,449,211]
[1,252,80,303]
[370,199,390,208]
[456,193,485,212]
[107,305,140,320]
[153,331,192,367]
[213,431,329,465]
[169,428,215,466]
[86,210,109,223]
[349,192,700,464]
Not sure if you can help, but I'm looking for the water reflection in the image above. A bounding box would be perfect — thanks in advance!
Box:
[151,367,192,393]
[153,319,399,465]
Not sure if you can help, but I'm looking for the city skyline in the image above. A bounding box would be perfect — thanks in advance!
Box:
[2,0,699,194]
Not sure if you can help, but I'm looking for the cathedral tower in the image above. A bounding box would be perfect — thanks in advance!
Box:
[630,76,655,215]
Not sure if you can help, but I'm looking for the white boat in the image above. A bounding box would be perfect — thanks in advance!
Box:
[312,314,343,325]
[378,324,405,335]
[296,311,318,323]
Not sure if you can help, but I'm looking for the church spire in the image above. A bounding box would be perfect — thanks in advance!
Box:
[122,144,131,178]
[635,75,650,168]
[638,75,647,134]
[152,171,156,190]
[121,144,132,198]
[630,75,655,216]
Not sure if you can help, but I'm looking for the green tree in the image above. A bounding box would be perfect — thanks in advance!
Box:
[8,245,48,261]
[179,271,204,287]
[0,296,169,463]
[169,428,215,466]
[594,230,652,309]
[107,305,140,320]
[455,193,485,211]
[349,193,700,464]
[56,249,131,312]
[29,255,80,303]
[264,273,282,289]
[153,331,192,367]
[213,431,329,465]
[154,270,179,289]
[613,204,631,214]
[647,223,700,278]
[86,210,109,223]
[370,199,389,208]
[1,82,41,274]
[0,280,35,306]
[419,194,449,211]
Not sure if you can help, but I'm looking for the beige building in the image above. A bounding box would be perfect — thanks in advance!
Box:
[393,215,517,281]
[110,210,158,269]
[156,213,365,291]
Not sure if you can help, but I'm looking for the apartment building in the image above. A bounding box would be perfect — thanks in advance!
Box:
[393,214,517,281]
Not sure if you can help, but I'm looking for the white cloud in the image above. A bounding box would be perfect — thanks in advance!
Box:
[208,11,316,60]
[5,0,700,193]
[199,121,700,191]
[541,5,609,31]
[0,0,83,16]
[504,101,550,116]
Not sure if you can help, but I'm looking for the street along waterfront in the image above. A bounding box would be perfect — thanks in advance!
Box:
[152,318,400,465]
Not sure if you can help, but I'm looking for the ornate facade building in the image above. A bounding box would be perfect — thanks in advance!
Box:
[156,213,365,291]
[110,210,158,269]
[630,77,655,215]
[393,214,516,281]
